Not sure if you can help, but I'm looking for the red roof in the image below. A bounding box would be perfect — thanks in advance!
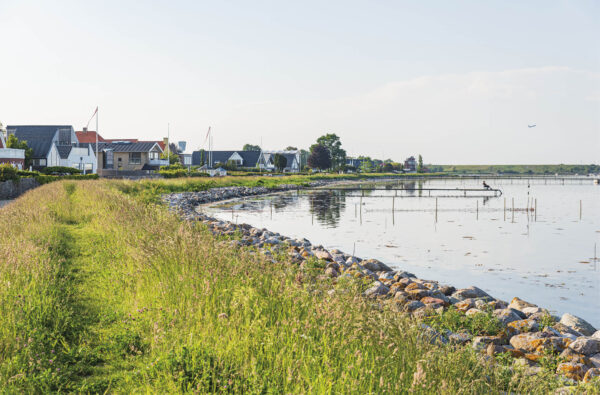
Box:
[76,131,106,143]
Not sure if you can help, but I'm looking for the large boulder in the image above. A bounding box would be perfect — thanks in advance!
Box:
[508,297,537,313]
[493,308,523,325]
[584,368,600,383]
[364,282,390,297]
[560,313,596,336]
[590,353,600,368]
[314,250,333,261]
[507,319,539,335]
[509,332,557,352]
[592,331,600,340]
[568,337,600,356]
[361,258,392,272]
[556,362,589,381]
[451,286,490,300]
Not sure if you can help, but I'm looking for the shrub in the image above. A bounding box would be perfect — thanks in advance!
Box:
[0,164,19,182]
[17,170,40,177]
[41,166,83,175]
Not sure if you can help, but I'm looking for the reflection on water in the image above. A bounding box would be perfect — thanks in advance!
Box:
[208,178,600,326]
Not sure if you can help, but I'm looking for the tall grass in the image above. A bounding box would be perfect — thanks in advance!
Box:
[0,181,587,393]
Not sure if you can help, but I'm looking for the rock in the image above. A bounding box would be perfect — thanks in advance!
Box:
[421,296,448,307]
[584,368,600,383]
[508,297,537,313]
[403,300,425,312]
[412,307,437,319]
[405,282,426,291]
[556,362,589,381]
[451,286,490,300]
[324,267,339,278]
[466,308,483,317]
[568,337,600,356]
[406,289,431,300]
[493,308,523,325]
[346,256,360,265]
[553,322,583,337]
[314,250,333,261]
[507,319,539,335]
[486,344,504,356]
[439,285,456,296]
[447,331,471,345]
[592,331,600,340]
[560,313,597,336]
[472,336,504,350]
[394,291,409,304]
[364,282,390,297]
[361,258,392,272]
[590,353,600,368]
[559,348,590,365]
[521,306,544,316]
[455,298,476,312]
[418,324,448,345]
[509,332,551,352]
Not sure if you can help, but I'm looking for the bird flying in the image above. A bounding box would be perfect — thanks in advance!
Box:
[528,124,536,128]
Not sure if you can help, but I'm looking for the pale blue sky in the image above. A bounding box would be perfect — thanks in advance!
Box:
[1,0,598,163]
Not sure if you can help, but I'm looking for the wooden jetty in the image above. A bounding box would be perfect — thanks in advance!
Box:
[307,187,503,198]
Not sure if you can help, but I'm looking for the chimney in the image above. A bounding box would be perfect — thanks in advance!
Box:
[83,127,88,133]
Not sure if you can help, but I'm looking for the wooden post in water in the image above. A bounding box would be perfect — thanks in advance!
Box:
[476,200,479,220]
[503,198,506,221]
[580,200,582,220]
[392,196,395,226]
[270,201,273,219]
[512,198,514,223]
[435,197,438,223]
[360,195,363,225]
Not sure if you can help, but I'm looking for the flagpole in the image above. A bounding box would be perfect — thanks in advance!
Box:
[96,107,98,175]
[167,123,170,164]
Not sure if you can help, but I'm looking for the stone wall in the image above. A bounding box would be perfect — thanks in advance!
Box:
[0,178,40,200]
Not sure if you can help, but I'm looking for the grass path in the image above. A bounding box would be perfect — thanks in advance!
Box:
[1,180,594,393]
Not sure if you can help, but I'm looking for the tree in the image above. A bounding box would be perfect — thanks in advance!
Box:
[285,146,297,151]
[161,150,180,165]
[243,144,261,151]
[382,162,394,172]
[417,154,423,173]
[273,154,287,172]
[6,135,33,167]
[307,144,331,170]
[316,133,346,169]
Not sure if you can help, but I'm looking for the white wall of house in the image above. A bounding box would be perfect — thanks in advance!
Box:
[47,144,61,167]
[59,146,97,173]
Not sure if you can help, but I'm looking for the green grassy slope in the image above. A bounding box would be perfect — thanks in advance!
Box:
[0,180,592,393]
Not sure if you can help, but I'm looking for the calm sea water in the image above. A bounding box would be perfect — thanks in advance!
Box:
[207,178,600,327]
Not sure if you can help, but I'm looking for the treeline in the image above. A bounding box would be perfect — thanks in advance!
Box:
[437,164,600,175]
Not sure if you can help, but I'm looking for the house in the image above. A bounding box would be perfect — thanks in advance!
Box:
[191,150,261,169]
[199,166,227,177]
[7,125,97,172]
[88,141,167,176]
[0,123,25,169]
[258,150,301,172]
[404,156,417,173]
[346,158,369,170]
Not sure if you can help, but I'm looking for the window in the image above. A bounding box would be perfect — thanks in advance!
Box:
[129,152,142,164]
[33,158,47,166]
[149,151,160,160]
[104,150,114,169]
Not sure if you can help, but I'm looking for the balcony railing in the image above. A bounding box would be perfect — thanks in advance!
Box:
[149,158,169,166]
[0,148,25,159]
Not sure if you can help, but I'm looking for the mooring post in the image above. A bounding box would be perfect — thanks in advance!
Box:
[435,197,438,223]
[476,200,479,220]
[512,198,514,223]
[270,200,273,219]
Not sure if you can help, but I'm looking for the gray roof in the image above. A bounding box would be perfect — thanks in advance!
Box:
[192,150,261,167]
[88,142,161,153]
[57,145,73,159]
[7,125,72,158]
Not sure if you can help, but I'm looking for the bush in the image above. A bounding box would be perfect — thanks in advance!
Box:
[41,166,83,175]
[159,169,209,178]
[17,170,40,177]
[35,174,99,184]
[0,164,19,182]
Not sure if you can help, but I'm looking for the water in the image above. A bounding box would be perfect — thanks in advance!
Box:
[207,178,600,327]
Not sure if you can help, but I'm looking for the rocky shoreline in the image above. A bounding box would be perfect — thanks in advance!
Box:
[163,185,600,384]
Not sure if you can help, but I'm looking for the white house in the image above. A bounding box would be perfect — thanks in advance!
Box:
[258,150,301,172]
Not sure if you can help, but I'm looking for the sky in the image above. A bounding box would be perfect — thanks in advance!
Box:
[0,0,598,164]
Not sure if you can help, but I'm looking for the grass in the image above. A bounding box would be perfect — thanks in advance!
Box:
[0,180,596,393]
[437,164,599,175]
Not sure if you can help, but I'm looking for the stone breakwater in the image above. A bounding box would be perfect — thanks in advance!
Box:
[163,185,600,384]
